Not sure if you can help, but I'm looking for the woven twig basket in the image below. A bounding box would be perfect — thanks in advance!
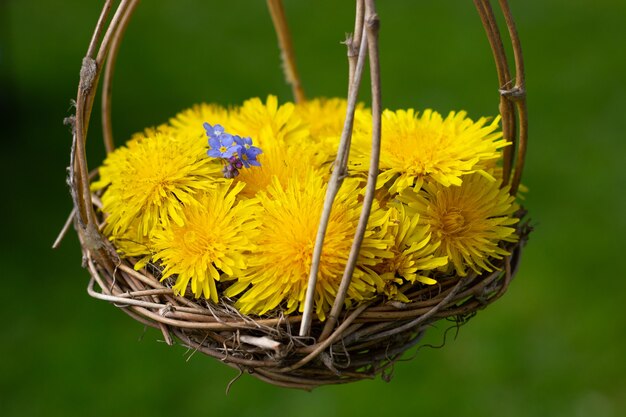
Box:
[60,0,529,390]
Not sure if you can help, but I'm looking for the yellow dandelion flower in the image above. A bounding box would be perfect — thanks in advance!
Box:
[294,98,368,164]
[107,222,153,270]
[229,95,309,147]
[225,171,392,320]
[168,103,231,153]
[296,98,348,140]
[92,132,222,238]
[399,173,519,276]
[233,144,310,198]
[351,108,509,194]
[128,124,172,145]
[228,96,324,197]
[152,182,259,302]
[374,204,448,299]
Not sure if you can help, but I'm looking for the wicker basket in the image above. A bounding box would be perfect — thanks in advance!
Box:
[59,0,529,390]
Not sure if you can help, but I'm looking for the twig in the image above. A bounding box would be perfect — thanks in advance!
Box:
[239,335,282,351]
[498,0,527,195]
[473,0,515,187]
[347,0,365,87]
[102,0,140,154]
[225,368,244,395]
[87,283,163,310]
[266,0,305,103]
[74,0,134,230]
[116,288,175,298]
[52,207,77,249]
[171,328,278,367]
[248,369,318,391]
[283,303,369,372]
[86,0,114,59]
[101,264,305,327]
[354,276,468,344]
[298,20,370,337]
[320,0,381,342]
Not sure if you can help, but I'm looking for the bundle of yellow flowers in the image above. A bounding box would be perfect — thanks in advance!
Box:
[91,95,520,322]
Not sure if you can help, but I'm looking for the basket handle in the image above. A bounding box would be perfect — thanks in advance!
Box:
[70,0,137,244]
[473,0,527,194]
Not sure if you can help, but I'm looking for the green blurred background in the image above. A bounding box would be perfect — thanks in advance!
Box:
[2,1,625,416]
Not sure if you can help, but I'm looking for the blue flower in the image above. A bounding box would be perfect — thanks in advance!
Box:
[234,136,263,168]
[203,123,225,139]
[203,122,263,177]
[207,129,238,159]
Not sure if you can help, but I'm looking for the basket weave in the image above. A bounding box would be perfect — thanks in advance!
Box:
[60,0,529,390]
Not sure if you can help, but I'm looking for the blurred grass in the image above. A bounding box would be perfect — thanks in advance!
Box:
[2,1,625,416]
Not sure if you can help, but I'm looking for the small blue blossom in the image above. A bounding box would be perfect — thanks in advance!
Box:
[207,132,238,159]
[203,123,225,139]
[203,122,263,178]
[234,136,263,168]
